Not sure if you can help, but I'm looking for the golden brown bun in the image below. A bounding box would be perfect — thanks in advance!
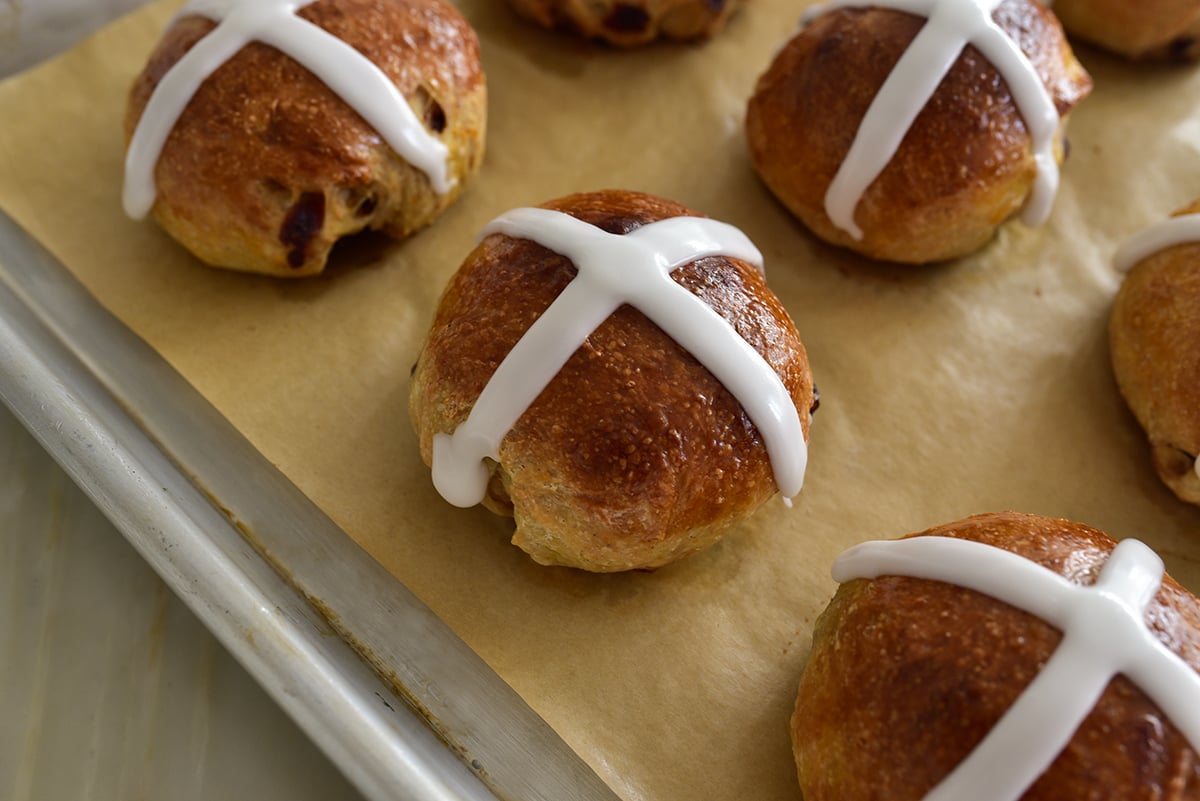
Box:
[1053,0,1200,60]
[793,511,1200,800]
[1110,199,1200,506]
[746,0,1092,264]
[505,0,743,47]
[125,0,486,277]
[409,190,815,572]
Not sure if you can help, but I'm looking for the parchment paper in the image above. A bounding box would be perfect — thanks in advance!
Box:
[2,3,1200,799]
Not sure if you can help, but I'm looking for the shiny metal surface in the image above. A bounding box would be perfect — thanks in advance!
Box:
[0,208,622,801]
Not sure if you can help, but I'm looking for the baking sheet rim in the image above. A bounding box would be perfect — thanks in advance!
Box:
[0,207,619,801]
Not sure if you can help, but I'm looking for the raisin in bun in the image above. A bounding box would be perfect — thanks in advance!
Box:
[1053,0,1200,60]
[1110,200,1200,506]
[746,0,1092,264]
[505,0,743,47]
[794,512,1200,801]
[124,0,486,278]
[409,190,815,572]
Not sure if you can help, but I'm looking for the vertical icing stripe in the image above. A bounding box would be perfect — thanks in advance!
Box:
[833,535,1200,801]
[254,16,454,194]
[802,0,1060,240]
[966,8,1059,226]
[823,4,986,241]
[124,0,453,220]
[430,208,808,509]
[432,278,617,507]
[922,640,1116,801]
[123,18,254,218]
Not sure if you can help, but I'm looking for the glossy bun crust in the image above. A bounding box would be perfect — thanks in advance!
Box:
[1110,200,1200,506]
[793,512,1200,801]
[746,0,1092,264]
[125,0,486,277]
[1053,0,1200,60]
[409,190,815,572]
[505,0,743,47]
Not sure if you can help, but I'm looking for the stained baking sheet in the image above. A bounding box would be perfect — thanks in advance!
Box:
[1,2,1200,801]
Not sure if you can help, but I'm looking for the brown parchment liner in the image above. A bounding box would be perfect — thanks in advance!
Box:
[2,3,1200,799]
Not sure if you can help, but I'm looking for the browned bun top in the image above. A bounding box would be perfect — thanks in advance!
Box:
[746,0,1092,264]
[1110,199,1200,506]
[126,0,486,277]
[409,189,815,572]
[793,511,1200,801]
[505,0,745,47]
[1052,0,1200,60]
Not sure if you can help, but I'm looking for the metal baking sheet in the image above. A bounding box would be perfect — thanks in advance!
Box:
[0,206,621,801]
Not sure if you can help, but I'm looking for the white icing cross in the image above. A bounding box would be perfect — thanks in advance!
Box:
[124,0,453,220]
[835,535,1200,801]
[802,0,1060,240]
[430,208,809,508]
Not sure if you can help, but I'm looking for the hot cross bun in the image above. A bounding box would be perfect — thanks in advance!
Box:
[124,0,486,277]
[409,189,816,571]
